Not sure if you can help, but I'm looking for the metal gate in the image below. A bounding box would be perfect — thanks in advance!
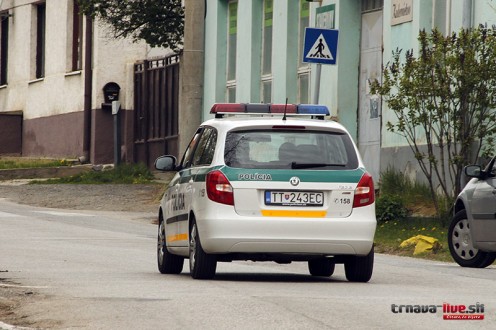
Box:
[134,55,180,167]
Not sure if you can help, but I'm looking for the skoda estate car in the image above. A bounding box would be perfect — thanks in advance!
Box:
[155,103,377,281]
[449,156,496,268]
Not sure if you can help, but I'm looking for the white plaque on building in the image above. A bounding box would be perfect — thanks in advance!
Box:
[391,0,413,26]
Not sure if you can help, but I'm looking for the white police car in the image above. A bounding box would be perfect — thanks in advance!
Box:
[155,103,377,281]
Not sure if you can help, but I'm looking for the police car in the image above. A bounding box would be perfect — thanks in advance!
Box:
[155,103,377,281]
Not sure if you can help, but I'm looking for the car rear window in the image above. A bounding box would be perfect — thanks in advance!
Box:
[224,130,358,170]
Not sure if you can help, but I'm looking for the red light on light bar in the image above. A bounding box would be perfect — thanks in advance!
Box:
[270,104,297,113]
[210,103,246,113]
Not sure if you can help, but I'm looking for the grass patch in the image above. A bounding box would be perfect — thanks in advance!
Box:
[379,166,434,215]
[375,218,451,262]
[0,157,70,169]
[375,167,453,262]
[31,163,155,184]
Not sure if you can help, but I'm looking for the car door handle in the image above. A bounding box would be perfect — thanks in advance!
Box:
[493,189,496,195]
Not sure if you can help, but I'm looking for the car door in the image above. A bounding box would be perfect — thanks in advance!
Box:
[470,157,496,244]
[177,127,218,241]
[168,128,204,248]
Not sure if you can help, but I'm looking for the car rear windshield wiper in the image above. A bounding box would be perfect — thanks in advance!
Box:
[291,162,346,169]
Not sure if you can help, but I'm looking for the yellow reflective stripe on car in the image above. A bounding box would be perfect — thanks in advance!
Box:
[261,210,327,218]
[167,233,188,242]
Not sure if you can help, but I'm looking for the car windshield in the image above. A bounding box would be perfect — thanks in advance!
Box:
[224,129,358,170]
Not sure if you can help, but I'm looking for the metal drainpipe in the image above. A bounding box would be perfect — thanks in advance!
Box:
[446,0,452,35]
[82,15,93,163]
[462,0,472,29]
[432,0,436,30]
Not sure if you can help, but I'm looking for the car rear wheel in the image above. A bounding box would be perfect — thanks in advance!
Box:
[308,258,335,277]
[157,215,184,274]
[189,219,217,279]
[344,247,374,282]
[448,210,496,268]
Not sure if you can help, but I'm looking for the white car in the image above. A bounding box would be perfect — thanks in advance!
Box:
[449,156,496,267]
[155,103,377,281]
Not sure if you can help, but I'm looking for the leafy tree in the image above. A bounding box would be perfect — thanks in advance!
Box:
[370,27,496,216]
[78,0,184,50]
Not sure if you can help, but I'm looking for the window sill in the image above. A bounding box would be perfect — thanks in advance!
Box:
[28,78,44,84]
[65,70,82,77]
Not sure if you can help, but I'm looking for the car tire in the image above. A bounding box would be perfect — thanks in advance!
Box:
[308,258,335,277]
[189,218,217,279]
[448,210,496,268]
[344,247,374,282]
[157,215,184,274]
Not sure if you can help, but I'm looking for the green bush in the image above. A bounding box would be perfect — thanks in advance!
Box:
[32,163,155,184]
[376,194,409,222]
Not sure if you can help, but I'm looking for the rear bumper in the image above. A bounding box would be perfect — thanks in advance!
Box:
[196,205,376,256]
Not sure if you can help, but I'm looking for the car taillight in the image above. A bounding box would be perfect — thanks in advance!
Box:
[206,170,234,205]
[353,173,375,208]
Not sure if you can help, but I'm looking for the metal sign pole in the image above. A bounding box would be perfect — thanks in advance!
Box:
[313,63,322,104]
[112,101,121,167]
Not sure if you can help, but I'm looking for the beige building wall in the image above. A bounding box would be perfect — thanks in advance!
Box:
[0,0,168,162]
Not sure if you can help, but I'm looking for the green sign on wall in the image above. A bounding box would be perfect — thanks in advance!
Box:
[316,4,335,29]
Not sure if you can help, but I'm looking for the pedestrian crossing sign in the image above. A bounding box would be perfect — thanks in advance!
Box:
[303,28,339,65]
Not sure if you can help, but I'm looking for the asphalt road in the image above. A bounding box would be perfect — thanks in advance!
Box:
[0,198,495,329]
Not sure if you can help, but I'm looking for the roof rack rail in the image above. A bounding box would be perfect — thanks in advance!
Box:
[210,103,330,119]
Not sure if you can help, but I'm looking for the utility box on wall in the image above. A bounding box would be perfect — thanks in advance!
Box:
[102,82,121,110]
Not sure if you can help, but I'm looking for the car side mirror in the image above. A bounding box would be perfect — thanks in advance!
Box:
[464,165,482,179]
[155,156,177,171]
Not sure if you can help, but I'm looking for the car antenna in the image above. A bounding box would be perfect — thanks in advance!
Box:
[283,97,288,121]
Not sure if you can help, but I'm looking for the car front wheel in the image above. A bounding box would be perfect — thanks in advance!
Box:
[448,210,496,268]
[189,218,217,279]
[157,215,184,274]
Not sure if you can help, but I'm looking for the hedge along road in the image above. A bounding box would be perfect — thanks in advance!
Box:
[0,197,495,329]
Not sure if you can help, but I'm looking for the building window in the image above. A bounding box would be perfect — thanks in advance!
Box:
[0,15,8,85]
[361,0,383,12]
[298,74,309,104]
[261,0,273,103]
[226,0,237,101]
[261,79,272,103]
[35,3,46,79]
[298,0,310,103]
[69,1,83,71]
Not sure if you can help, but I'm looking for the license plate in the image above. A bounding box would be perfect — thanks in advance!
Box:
[265,191,324,206]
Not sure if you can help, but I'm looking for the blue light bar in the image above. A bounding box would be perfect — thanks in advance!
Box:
[297,104,330,115]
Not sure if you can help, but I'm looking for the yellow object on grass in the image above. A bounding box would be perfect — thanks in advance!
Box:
[400,235,441,255]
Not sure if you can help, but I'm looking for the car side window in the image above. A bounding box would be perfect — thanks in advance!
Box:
[192,127,217,166]
[180,128,203,169]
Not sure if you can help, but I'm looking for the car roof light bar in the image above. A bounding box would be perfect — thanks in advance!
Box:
[210,103,329,118]
[297,104,330,115]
